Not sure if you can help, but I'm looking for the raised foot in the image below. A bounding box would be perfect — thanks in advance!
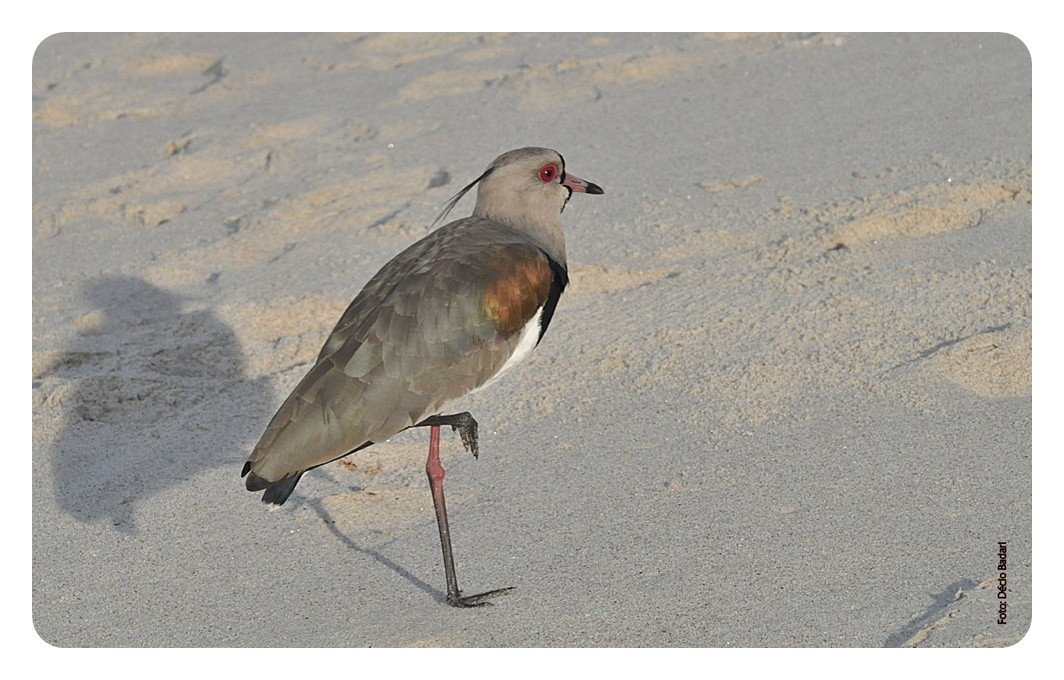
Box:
[417,412,480,459]
[447,586,514,608]
[451,414,479,459]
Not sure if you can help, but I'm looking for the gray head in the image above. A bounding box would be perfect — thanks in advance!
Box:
[435,147,603,263]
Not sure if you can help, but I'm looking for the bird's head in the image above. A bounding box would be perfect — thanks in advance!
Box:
[435,147,603,232]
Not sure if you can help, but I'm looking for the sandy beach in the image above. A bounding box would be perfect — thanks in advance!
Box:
[31,33,1031,647]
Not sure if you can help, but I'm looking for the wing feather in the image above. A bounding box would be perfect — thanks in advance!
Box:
[246,218,567,485]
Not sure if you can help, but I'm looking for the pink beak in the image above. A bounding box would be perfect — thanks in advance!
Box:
[562,172,604,195]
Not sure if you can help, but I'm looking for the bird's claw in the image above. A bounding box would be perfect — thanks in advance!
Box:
[446,412,480,459]
[415,412,480,459]
[447,586,514,608]
[451,417,479,459]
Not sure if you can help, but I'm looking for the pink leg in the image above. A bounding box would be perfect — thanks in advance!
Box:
[426,424,462,605]
[423,421,512,607]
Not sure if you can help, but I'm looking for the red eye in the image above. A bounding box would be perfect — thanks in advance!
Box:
[538,164,559,183]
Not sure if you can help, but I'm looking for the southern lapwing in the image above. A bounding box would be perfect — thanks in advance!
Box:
[242,147,603,607]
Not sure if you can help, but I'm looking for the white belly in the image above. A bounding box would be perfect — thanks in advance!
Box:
[475,306,543,393]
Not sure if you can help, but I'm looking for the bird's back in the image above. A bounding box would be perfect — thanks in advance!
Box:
[244,216,563,487]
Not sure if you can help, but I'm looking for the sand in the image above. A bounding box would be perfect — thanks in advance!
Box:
[31,33,1031,647]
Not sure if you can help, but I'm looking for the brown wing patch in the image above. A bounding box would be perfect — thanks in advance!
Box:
[482,248,552,336]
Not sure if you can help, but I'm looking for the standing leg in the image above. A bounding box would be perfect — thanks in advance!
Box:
[425,424,461,604]
[424,421,512,608]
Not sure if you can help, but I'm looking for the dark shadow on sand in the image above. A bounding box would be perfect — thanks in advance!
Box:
[39,274,451,603]
[40,275,263,531]
[882,578,979,647]
[307,498,445,604]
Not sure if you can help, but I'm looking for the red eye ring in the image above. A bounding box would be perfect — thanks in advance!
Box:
[538,164,559,183]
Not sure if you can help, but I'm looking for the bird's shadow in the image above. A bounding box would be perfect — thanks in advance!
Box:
[882,578,979,647]
[38,274,447,602]
[306,498,445,604]
[38,275,268,532]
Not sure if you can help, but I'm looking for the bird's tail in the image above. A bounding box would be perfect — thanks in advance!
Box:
[242,462,304,506]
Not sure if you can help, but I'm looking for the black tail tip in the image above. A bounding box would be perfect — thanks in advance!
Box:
[244,470,270,492]
[242,459,302,505]
[242,471,303,506]
[261,473,302,505]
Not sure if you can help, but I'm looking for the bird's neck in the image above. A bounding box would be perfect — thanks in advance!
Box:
[473,206,567,267]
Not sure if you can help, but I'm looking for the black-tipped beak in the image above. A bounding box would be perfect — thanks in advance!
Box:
[562,172,604,195]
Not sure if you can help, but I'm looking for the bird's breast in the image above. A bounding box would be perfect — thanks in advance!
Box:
[472,306,543,393]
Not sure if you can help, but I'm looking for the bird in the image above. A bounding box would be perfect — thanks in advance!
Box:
[242,147,603,607]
